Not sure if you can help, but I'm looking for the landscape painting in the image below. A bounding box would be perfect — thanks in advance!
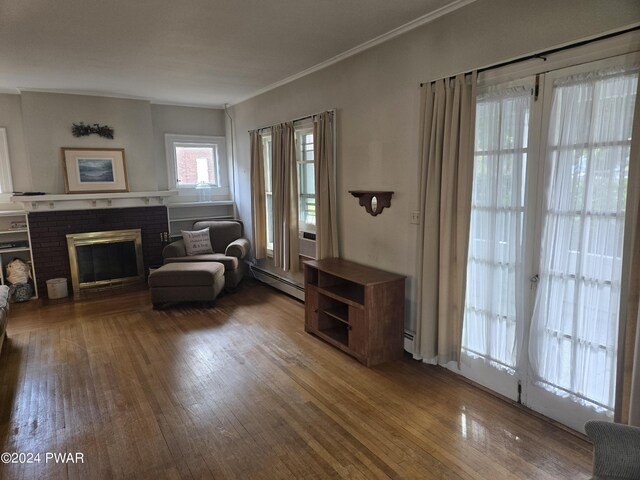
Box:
[77,158,115,183]
[62,148,128,193]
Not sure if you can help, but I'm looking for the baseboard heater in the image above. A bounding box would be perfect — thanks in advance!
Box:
[248,263,305,301]
[404,331,415,354]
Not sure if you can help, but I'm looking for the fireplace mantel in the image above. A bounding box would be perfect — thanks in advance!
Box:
[11,191,177,212]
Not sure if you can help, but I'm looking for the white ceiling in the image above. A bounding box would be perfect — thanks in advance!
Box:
[0,0,468,107]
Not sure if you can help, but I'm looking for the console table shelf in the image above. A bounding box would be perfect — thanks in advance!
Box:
[304,258,405,366]
[316,285,364,309]
[323,305,349,324]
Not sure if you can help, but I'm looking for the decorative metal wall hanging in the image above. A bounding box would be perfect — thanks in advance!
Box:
[71,123,114,139]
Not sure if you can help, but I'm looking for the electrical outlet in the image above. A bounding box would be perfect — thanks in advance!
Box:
[410,211,420,224]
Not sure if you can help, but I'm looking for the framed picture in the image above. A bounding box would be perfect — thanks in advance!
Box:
[62,148,128,193]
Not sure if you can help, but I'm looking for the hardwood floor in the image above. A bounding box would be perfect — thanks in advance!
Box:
[0,281,592,479]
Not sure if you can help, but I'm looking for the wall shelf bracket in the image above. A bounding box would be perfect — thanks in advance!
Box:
[349,191,394,216]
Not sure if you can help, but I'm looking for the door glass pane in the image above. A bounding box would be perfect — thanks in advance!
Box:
[463,85,532,370]
[530,65,638,411]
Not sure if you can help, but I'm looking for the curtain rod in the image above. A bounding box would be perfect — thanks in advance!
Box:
[419,25,640,87]
[248,108,336,133]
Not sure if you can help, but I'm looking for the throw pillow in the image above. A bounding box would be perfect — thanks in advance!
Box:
[182,228,213,256]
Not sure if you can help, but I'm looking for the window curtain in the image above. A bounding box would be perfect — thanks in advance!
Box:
[462,84,531,370]
[271,123,299,271]
[250,130,267,260]
[314,111,339,259]
[618,206,640,425]
[617,69,640,426]
[415,72,477,364]
[529,66,639,411]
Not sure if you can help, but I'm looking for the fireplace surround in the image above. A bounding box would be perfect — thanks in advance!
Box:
[66,229,144,293]
[28,206,168,296]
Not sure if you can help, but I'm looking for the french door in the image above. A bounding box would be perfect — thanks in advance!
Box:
[460,78,535,401]
[460,54,639,431]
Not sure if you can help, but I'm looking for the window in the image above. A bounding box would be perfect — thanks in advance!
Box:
[165,134,229,200]
[176,145,218,186]
[262,134,274,255]
[0,128,14,197]
[296,128,316,232]
[260,125,317,257]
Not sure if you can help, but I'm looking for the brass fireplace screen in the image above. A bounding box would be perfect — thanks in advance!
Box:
[66,229,144,293]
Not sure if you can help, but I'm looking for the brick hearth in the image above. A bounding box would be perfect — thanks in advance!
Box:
[29,206,168,297]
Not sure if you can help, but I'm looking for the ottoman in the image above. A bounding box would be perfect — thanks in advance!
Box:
[149,262,225,308]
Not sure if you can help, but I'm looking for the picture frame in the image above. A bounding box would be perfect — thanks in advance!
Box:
[62,148,128,193]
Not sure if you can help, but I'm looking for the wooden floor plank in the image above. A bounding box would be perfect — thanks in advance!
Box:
[0,281,592,479]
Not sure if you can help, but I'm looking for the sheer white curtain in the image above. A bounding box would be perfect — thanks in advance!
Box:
[530,65,639,410]
[463,84,532,370]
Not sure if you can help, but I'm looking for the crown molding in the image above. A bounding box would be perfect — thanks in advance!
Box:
[16,88,225,109]
[150,100,225,109]
[230,0,478,106]
[18,87,152,102]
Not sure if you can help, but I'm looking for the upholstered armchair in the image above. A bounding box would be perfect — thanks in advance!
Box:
[0,286,9,353]
[162,220,250,290]
[584,420,640,480]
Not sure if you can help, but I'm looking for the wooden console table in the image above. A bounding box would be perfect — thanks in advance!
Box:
[303,258,405,366]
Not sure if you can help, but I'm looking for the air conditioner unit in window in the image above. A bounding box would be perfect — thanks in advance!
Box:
[301,231,316,241]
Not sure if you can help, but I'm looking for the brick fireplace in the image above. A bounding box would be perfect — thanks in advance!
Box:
[29,206,168,296]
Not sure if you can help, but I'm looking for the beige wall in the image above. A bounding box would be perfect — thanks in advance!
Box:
[21,92,156,193]
[0,92,225,195]
[229,0,640,332]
